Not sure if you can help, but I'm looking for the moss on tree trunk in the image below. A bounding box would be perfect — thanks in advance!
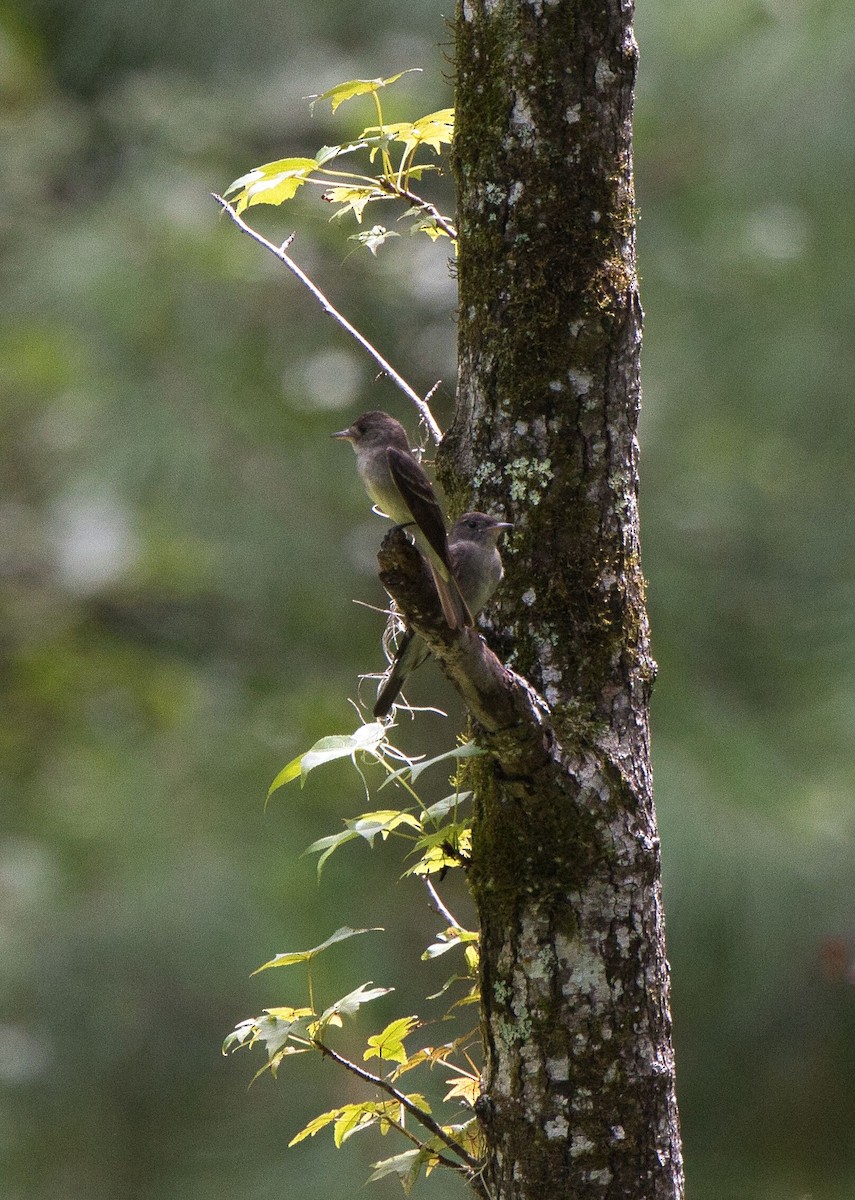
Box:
[440,1,685,1196]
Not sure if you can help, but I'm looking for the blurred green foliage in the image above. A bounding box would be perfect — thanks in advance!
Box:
[1,0,853,1198]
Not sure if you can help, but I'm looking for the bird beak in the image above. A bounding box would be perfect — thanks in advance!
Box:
[493,522,514,531]
[331,426,354,441]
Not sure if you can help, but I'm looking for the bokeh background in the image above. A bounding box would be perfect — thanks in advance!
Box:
[2,0,854,1197]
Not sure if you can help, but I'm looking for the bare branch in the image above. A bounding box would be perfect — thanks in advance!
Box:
[312,1037,482,1170]
[381,1115,472,1177]
[424,380,442,405]
[212,194,443,444]
[424,878,459,929]
[378,179,458,241]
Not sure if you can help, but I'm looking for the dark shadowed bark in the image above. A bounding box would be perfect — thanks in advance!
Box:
[435,0,685,1197]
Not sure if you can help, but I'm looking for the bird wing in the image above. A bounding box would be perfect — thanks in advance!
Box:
[386,446,473,628]
[386,446,453,572]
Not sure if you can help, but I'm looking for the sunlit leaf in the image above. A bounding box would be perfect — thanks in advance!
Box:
[222,1006,315,1062]
[324,185,383,223]
[404,832,472,877]
[391,1043,455,1081]
[250,1013,311,1058]
[268,723,389,800]
[290,1097,428,1149]
[390,1032,481,1081]
[252,926,383,974]
[443,1116,484,1160]
[350,721,390,751]
[407,214,452,241]
[317,982,394,1029]
[410,740,483,782]
[359,120,412,146]
[364,1016,419,1065]
[443,1076,480,1106]
[304,828,361,876]
[315,141,366,166]
[348,810,422,845]
[335,1105,376,1146]
[423,792,472,822]
[289,1106,347,1146]
[252,1041,312,1083]
[222,1017,257,1054]
[369,1148,421,1179]
[382,741,483,788]
[224,157,318,214]
[304,807,421,877]
[309,70,421,114]
[348,225,399,255]
[409,108,455,152]
[422,926,478,960]
[301,733,363,777]
[266,753,303,799]
[389,1047,431,1079]
[403,822,472,877]
[411,823,471,855]
[369,1139,438,1194]
[264,1005,315,1021]
[360,108,454,157]
[291,1100,403,1148]
[422,934,463,959]
[399,163,439,180]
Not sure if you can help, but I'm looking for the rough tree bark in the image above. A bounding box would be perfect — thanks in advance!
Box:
[438,0,685,1197]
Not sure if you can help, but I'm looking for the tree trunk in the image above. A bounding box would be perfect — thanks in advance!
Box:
[440,1,685,1197]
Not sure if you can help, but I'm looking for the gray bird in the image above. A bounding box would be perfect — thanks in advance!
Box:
[332,410,471,629]
[373,511,512,719]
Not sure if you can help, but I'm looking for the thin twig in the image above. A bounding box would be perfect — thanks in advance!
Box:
[379,180,458,241]
[381,1115,472,1176]
[212,194,442,444]
[312,1038,481,1170]
[425,877,459,930]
